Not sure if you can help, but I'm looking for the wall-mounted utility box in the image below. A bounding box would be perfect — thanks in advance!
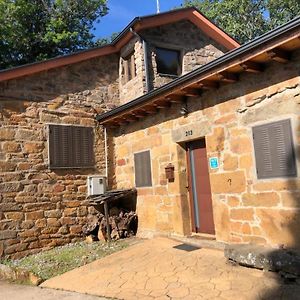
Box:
[87,175,107,196]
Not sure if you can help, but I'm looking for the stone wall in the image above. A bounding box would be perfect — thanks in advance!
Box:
[112,50,300,249]
[119,20,227,104]
[119,38,145,104]
[141,20,226,90]
[0,54,119,258]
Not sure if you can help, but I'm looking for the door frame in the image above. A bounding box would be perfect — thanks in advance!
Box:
[185,138,215,234]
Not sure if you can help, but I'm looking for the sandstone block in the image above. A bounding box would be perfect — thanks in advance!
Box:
[44,210,62,218]
[0,230,17,240]
[223,154,238,171]
[77,206,87,217]
[214,201,230,242]
[230,136,252,154]
[227,196,240,207]
[230,208,255,221]
[4,243,28,255]
[58,226,69,234]
[2,142,21,152]
[242,192,280,207]
[15,129,40,141]
[116,145,129,158]
[256,208,300,248]
[215,113,236,124]
[24,142,44,154]
[63,208,77,217]
[4,212,24,220]
[35,219,47,228]
[47,218,61,227]
[0,242,4,256]
[0,182,23,192]
[210,171,246,194]
[281,192,300,208]
[0,161,16,172]
[60,217,75,225]
[52,184,65,193]
[20,220,35,229]
[206,127,225,153]
[117,159,126,166]
[0,128,15,140]
[218,99,241,114]
[253,180,299,192]
[70,225,82,234]
[41,227,58,234]
[25,211,44,220]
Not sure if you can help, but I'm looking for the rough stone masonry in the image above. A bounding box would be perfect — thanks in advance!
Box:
[0,54,119,258]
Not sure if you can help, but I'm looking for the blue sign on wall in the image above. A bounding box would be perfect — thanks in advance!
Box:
[209,157,219,169]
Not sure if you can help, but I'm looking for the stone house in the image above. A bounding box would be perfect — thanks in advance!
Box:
[97,18,300,250]
[0,7,239,258]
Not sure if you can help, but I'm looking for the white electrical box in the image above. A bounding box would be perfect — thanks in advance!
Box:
[87,175,107,196]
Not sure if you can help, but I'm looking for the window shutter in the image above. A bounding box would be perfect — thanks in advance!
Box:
[49,125,94,169]
[253,119,296,179]
[134,151,152,187]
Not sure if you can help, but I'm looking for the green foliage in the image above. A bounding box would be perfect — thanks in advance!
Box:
[0,0,108,69]
[95,32,120,46]
[182,0,300,43]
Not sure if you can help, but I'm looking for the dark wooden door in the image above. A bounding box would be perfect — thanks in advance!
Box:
[186,139,215,234]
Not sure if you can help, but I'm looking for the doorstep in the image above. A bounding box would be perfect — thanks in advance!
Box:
[168,233,226,251]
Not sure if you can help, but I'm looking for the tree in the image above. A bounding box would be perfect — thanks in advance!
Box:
[0,0,108,69]
[182,0,300,44]
[267,0,300,28]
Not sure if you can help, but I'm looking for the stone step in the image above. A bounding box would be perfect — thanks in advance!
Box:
[225,244,300,277]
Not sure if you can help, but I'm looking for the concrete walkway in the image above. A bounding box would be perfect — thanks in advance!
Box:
[0,280,105,300]
[42,237,300,300]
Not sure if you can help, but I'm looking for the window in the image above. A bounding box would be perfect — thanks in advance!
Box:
[155,47,181,76]
[252,119,297,179]
[49,125,94,169]
[134,150,152,187]
[122,51,136,83]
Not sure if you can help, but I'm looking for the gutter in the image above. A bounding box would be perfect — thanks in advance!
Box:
[96,16,300,123]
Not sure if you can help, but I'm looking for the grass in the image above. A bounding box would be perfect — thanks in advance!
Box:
[1,238,137,281]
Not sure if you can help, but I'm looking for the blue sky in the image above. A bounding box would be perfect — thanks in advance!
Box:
[93,0,185,39]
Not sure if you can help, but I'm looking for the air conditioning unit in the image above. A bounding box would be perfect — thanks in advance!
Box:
[87,175,107,196]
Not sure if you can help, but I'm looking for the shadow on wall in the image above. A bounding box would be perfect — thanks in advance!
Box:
[261,124,300,300]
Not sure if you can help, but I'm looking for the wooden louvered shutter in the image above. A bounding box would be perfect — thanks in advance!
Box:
[134,150,152,187]
[253,119,296,179]
[49,125,94,169]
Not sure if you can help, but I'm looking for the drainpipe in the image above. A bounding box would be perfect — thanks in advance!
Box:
[130,28,151,93]
[104,126,108,179]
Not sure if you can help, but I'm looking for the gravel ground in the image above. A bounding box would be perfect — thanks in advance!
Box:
[0,280,108,300]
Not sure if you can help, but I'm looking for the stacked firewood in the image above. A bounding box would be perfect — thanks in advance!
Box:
[83,207,138,242]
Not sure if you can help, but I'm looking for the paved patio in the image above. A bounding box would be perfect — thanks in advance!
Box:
[41,237,300,300]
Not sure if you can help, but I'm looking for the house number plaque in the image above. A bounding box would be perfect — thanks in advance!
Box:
[185,130,193,137]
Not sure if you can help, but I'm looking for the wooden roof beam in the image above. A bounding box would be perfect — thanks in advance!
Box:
[153,100,170,109]
[180,87,202,97]
[140,107,158,114]
[217,71,238,83]
[132,111,146,118]
[164,94,186,103]
[125,115,138,122]
[267,48,291,63]
[197,80,219,89]
[240,61,264,73]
